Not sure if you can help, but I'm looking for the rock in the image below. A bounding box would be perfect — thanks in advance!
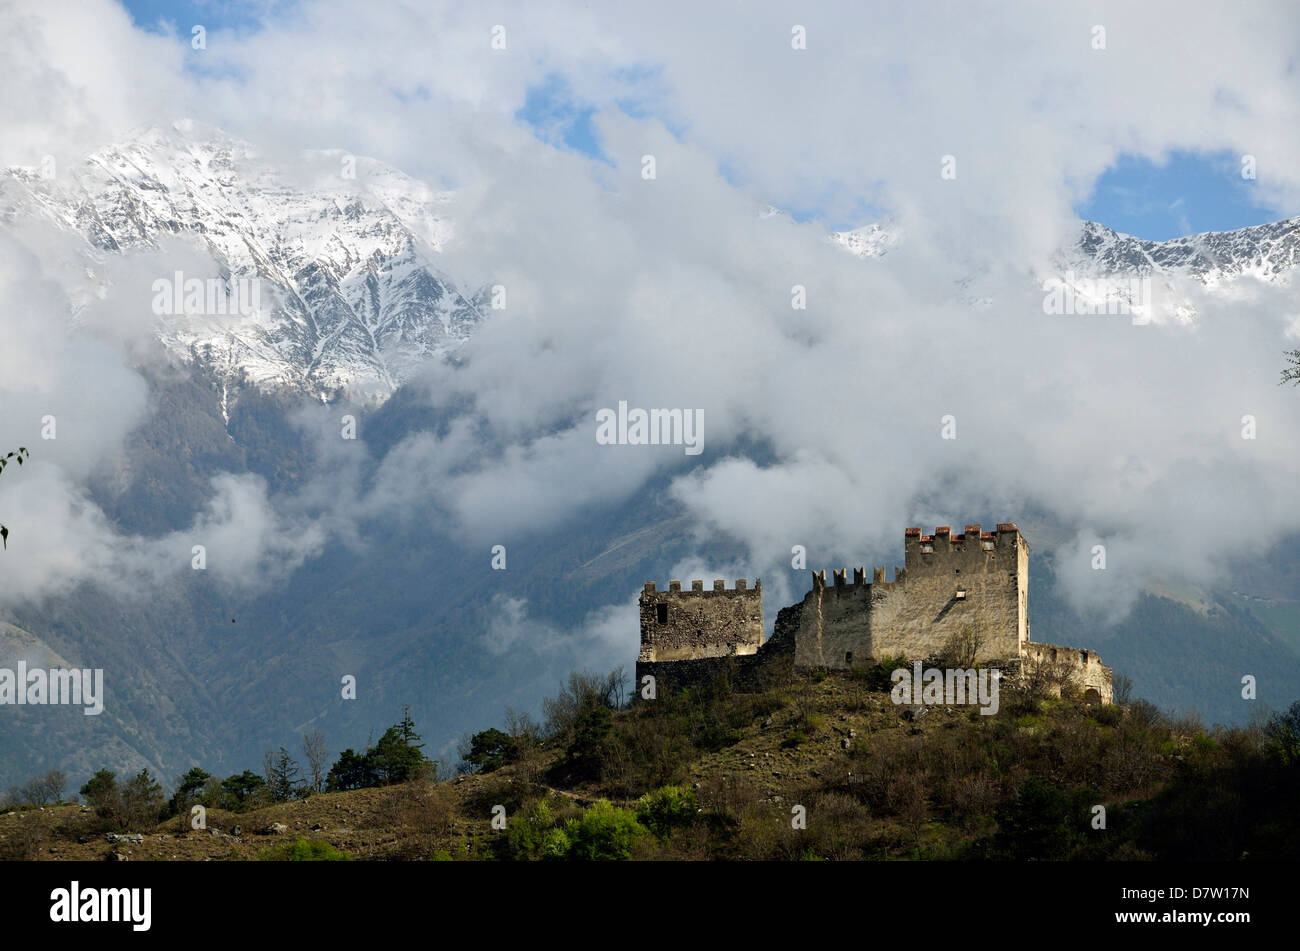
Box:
[848,729,858,738]
[231,825,241,837]
[762,718,773,728]
[106,833,143,845]
[840,738,852,750]
[310,823,324,831]
[266,822,289,835]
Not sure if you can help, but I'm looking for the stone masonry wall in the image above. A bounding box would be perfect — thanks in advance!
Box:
[636,601,798,696]
[791,524,1027,669]
[634,524,1113,706]
[638,579,764,663]
[875,523,1028,662]
[1021,641,1115,704]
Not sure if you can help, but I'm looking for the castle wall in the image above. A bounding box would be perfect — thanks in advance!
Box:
[1021,642,1114,704]
[876,524,1027,662]
[790,568,876,669]
[638,579,764,663]
[791,524,1027,669]
[637,601,797,696]
[634,523,1112,706]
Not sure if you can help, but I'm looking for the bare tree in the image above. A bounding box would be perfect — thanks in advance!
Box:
[541,669,621,742]
[16,769,65,806]
[938,624,984,669]
[302,729,328,794]
[1112,674,1133,706]
[607,666,629,709]
[504,706,541,747]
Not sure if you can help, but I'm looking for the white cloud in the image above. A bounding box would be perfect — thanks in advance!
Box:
[2,0,1299,626]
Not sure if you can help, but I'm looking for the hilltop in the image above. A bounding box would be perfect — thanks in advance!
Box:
[5,666,1298,861]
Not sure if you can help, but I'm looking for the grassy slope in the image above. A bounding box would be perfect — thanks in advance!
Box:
[6,670,1296,861]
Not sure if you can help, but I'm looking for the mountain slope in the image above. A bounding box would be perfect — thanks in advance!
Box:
[1,121,485,398]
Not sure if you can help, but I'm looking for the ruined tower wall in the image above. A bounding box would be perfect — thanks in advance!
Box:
[870,523,1027,662]
[633,523,1112,706]
[1021,642,1115,704]
[790,524,1028,669]
[638,579,764,663]
[790,568,875,669]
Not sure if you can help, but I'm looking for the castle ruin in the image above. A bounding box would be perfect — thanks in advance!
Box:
[636,523,1113,705]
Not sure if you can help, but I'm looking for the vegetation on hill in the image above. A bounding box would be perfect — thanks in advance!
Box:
[3,668,1298,861]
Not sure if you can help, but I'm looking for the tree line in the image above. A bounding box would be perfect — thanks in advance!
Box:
[1,707,434,831]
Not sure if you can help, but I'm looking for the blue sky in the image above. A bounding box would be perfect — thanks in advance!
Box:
[514,80,1282,239]
[1076,150,1272,240]
[122,0,286,35]
[120,0,1287,241]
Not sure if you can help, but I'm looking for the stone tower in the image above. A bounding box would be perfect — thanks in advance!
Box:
[638,579,764,663]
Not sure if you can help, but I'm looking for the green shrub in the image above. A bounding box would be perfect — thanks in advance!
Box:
[562,800,647,861]
[507,800,558,860]
[781,729,809,748]
[1090,705,1123,727]
[637,785,697,839]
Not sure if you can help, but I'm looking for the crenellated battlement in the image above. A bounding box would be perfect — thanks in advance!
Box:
[643,578,761,595]
[903,522,1024,567]
[639,576,764,663]
[635,521,1111,706]
[793,521,1031,668]
[809,565,906,590]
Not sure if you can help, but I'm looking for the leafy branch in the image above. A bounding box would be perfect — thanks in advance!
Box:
[1283,349,1300,387]
[0,447,29,550]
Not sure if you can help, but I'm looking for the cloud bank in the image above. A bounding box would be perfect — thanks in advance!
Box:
[2,0,1299,627]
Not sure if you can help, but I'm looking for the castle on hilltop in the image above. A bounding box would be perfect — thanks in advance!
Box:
[637,523,1114,705]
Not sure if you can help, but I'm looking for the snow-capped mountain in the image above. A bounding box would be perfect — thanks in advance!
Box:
[830,213,1298,320]
[830,221,900,259]
[1039,217,1300,322]
[1,120,486,398]
[1066,217,1300,285]
[832,215,1300,282]
[6,121,1297,399]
